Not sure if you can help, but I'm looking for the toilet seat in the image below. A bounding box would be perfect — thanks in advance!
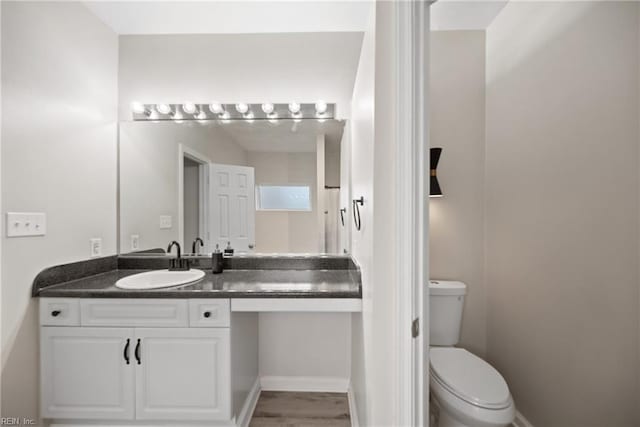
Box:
[430,347,511,410]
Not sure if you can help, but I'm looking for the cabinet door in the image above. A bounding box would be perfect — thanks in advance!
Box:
[40,327,135,419]
[134,328,231,421]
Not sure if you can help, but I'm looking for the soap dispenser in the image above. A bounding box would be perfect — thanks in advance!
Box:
[224,241,234,256]
[212,244,224,274]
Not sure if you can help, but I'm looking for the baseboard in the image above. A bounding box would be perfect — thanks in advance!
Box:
[237,377,261,427]
[260,376,349,393]
[347,383,359,427]
[513,410,534,427]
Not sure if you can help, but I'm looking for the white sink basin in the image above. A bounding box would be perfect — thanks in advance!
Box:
[115,269,206,290]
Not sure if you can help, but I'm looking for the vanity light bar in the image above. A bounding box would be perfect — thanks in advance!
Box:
[130,102,335,122]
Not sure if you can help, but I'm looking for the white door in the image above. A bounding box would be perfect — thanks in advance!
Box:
[209,163,255,253]
[40,327,135,420]
[134,328,231,421]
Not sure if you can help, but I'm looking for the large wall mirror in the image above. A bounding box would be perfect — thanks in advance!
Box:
[119,118,351,255]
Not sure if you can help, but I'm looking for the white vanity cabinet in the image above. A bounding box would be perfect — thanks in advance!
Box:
[39,298,251,426]
[40,327,135,419]
[134,328,230,420]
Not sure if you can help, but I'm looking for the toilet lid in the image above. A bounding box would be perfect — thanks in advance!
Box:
[430,347,511,409]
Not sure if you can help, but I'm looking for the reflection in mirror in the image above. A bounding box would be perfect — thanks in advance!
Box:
[119,119,349,255]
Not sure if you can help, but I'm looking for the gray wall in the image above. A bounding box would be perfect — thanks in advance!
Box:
[1,2,118,420]
[485,3,640,425]
[429,30,487,357]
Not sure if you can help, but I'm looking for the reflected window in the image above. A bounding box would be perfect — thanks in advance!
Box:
[256,185,312,211]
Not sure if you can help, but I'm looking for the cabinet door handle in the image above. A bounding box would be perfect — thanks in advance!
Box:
[134,339,141,365]
[51,310,61,317]
[123,339,130,365]
[340,208,346,226]
[203,311,211,318]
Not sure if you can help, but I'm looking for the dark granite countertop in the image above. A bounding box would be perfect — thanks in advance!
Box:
[36,268,361,299]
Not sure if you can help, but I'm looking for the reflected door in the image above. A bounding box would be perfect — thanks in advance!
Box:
[209,163,256,253]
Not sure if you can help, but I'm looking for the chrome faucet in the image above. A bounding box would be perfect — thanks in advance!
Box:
[192,237,204,255]
[167,241,189,271]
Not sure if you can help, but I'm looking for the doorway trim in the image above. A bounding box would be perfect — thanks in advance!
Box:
[178,144,212,250]
[394,1,430,425]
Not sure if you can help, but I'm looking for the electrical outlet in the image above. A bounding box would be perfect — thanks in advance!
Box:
[90,238,102,258]
[131,234,140,251]
[159,215,172,229]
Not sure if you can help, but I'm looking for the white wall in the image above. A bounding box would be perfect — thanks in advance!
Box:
[258,313,351,384]
[486,3,640,425]
[429,30,487,356]
[118,32,363,120]
[1,1,118,420]
[247,151,318,253]
[349,2,402,425]
[119,121,247,253]
[349,8,376,425]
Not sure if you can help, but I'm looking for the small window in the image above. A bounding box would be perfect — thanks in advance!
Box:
[256,185,312,211]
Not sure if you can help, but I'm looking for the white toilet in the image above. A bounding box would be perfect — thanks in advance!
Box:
[429,280,515,427]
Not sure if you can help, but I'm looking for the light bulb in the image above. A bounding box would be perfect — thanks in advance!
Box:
[315,100,327,115]
[182,102,197,114]
[220,111,230,120]
[288,102,301,114]
[131,102,146,114]
[235,103,249,114]
[261,103,274,114]
[172,110,183,121]
[156,104,172,115]
[209,103,224,114]
[268,112,279,123]
[244,111,255,123]
[196,110,207,120]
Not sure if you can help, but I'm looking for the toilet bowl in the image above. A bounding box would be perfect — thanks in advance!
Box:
[428,281,515,427]
[429,347,515,427]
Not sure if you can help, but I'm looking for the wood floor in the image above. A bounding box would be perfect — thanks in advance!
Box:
[250,391,351,427]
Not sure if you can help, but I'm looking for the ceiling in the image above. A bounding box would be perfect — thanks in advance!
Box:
[431,0,508,31]
[84,1,372,35]
[84,0,507,38]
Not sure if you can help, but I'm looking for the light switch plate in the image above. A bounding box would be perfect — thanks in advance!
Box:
[90,238,102,257]
[159,215,172,229]
[131,234,139,251]
[6,212,46,237]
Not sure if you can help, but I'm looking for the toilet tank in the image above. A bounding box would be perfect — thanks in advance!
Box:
[429,280,466,346]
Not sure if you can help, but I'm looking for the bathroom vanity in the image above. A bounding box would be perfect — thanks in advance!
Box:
[31,102,359,427]
[33,254,361,427]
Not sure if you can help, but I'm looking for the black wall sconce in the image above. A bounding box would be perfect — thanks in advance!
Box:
[430,147,443,198]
